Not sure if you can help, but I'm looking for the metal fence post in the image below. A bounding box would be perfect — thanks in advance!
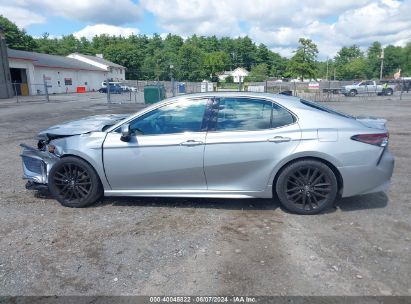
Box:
[327,80,331,102]
[106,79,111,103]
[400,80,403,101]
[13,83,19,103]
[43,75,49,102]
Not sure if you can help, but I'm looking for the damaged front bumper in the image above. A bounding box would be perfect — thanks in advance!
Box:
[20,143,59,190]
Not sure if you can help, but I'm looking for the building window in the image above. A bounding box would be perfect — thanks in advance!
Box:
[110,68,113,73]
[64,78,72,85]
[120,69,122,74]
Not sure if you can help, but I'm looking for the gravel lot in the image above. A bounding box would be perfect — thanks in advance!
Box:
[0,93,410,296]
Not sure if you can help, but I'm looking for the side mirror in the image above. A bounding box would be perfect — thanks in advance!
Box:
[120,124,131,142]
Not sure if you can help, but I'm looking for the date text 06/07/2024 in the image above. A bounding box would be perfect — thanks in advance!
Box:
[149,296,257,303]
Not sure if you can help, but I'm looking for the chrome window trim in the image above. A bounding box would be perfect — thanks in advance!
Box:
[108,95,299,136]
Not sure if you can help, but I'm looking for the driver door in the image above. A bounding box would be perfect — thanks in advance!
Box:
[103,98,209,191]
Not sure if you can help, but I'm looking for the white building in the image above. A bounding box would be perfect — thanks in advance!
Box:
[218,67,249,83]
[67,53,126,81]
[7,49,125,95]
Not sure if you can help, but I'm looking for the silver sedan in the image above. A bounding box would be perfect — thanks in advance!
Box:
[20,92,394,214]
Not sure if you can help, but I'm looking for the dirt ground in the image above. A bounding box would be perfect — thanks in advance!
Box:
[0,93,410,296]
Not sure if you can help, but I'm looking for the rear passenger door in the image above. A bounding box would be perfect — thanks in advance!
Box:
[203,97,301,191]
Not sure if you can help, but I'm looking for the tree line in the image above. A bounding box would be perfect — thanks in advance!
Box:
[1,15,410,82]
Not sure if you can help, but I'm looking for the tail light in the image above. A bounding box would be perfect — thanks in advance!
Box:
[351,133,389,147]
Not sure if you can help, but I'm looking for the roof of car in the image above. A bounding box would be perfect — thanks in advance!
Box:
[167,91,302,107]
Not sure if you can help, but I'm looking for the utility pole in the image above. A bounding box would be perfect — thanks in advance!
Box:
[380,48,384,81]
[0,25,14,99]
[326,57,329,81]
[169,64,175,97]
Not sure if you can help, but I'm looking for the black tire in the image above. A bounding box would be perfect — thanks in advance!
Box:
[48,156,103,207]
[386,88,393,96]
[349,90,357,97]
[275,159,338,215]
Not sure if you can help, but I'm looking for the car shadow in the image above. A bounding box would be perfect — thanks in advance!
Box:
[97,196,280,211]
[336,192,388,212]
[34,190,389,213]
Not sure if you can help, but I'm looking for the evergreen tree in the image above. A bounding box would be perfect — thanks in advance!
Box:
[286,38,318,81]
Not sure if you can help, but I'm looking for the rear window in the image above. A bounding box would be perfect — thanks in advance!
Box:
[300,99,353,119]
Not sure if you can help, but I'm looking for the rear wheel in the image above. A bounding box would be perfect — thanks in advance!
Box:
[385,88,393,96]
[275,160,338,215]
[48,156,103,207]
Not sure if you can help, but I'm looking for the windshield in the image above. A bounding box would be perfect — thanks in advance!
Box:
[300,99,354,119]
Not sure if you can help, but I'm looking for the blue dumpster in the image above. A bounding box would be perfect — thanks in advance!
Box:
[178,83,186,93]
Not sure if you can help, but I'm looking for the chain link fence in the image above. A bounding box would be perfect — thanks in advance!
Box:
[259,80,411,102]
[102,80,210,104]
[3,79,410,105]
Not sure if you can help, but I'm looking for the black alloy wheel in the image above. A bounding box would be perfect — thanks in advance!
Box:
[54,164,91,201]
[276,160,338,214]
[48,156,102,207]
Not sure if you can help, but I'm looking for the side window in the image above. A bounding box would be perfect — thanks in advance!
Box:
[271,103,295,128]
[129,99,207,135]
[216,98,272,131]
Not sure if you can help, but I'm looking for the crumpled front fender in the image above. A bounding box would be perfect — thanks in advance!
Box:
[20,144,59,185]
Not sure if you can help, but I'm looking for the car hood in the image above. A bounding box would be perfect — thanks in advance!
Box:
[38,114,129,139]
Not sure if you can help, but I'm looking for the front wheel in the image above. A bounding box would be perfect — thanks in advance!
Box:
[275,160,338,215]
[349,90,357,97]
[48,156,103,207]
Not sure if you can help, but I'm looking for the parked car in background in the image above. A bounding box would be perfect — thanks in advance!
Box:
[98,84,123,94]
[343,80,396,96]
[120,85,130,92]
[120,85,138,92]
[20,92,394,215]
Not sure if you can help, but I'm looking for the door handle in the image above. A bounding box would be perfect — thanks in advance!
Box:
[180,140,204,146]
[267,136,291,143]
